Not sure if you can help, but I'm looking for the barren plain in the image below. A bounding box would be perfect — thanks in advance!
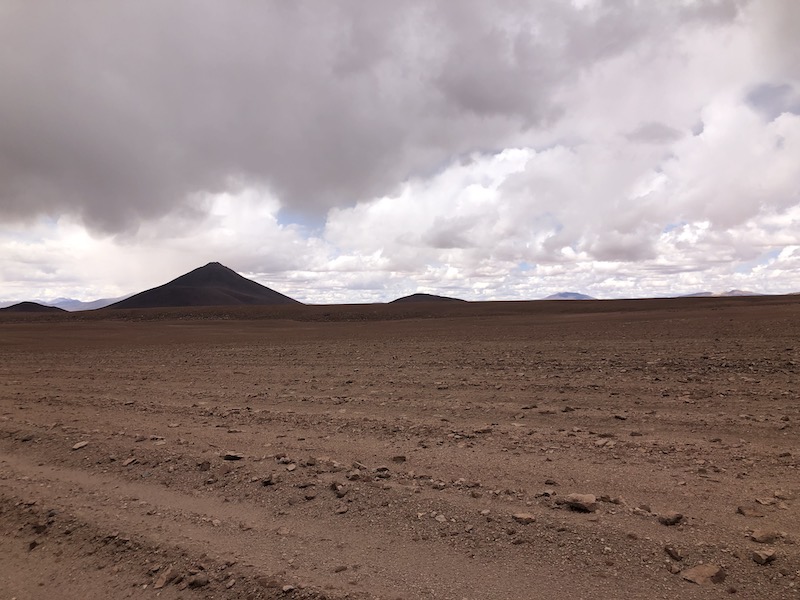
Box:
[1,297,798,599]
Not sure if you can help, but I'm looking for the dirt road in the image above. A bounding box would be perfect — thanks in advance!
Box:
[1,298,798,599]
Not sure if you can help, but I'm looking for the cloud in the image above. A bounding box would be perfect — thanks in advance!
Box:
[3,0,800,303]
[0,0,751,234]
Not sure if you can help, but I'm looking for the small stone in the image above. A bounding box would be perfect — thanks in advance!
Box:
[282,584,296,593]
[750,530,780,544]
[225,579,236,589]
[664,545,683,561]
[333,565,348,573]
[188,573,210,588]
[752,549,777,565]
[391,455,407,463]
[122,457,137,467]
[262,473,280,486]
[512,513,536,525]
[197,460,211,471]
[286,464,297,472]
[154,566,176,589]
[563,493,598,512]
[681,564,726,585]
[434,514,447,523]
[736,505,764,518]
[71,441,89,450]
[223,452,244,461]
[659,511,684,526]
[335,504,349,514]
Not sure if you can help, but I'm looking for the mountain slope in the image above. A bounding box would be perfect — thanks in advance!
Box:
[107,262,301,309]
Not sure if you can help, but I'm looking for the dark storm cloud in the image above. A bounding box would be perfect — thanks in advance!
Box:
[0,0,748,233]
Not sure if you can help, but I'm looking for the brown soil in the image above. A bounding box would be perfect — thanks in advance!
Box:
[1,297,798,599]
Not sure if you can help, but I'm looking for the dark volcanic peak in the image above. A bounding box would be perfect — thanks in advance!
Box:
[0,301,66,313]
[390,292,467,304]
[543,292,595,300]
[107,262,301,309]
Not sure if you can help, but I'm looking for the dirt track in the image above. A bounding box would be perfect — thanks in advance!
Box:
[1,298,799,599]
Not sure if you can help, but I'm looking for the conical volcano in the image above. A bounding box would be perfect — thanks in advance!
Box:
[107,262,301,309]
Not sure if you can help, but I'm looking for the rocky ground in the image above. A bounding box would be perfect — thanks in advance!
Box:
[1,297,798,599]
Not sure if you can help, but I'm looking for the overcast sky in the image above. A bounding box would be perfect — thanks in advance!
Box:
[1,0,799,304]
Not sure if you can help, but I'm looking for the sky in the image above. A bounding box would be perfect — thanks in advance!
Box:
[1,0,799,304]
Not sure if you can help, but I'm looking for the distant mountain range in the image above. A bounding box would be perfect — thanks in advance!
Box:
[681,290,758,298]
[543,292,595,300]
[0,265,787,311]
[390,293,467,303]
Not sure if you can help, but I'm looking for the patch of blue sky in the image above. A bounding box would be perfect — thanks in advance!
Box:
[733,248,782,273]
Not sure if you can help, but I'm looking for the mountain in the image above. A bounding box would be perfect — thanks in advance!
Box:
[543,292,595,300]
[390,293,467,303]
[106,262,301,309]
[50,295,132,311]
[682,289,759,298]
[0,301,66,313]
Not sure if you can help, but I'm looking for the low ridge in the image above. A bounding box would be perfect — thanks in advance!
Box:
[107,262,301,309]
[0,301,66,313]
[544,292,595,300]
[390,293,467,303]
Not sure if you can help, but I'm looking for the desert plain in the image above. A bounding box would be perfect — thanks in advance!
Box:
[1,296,798,599]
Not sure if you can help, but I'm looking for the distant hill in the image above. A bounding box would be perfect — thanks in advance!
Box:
[682,290,759,298]
[390,293,467,303]
[543,292,595,300]
[107,262,301,309]
[50,295,132,311]
[0,301,66,313]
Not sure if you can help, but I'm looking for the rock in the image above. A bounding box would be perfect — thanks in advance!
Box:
[681,564,726,585]
[122,457,137,467]
[751,530,780,544]
[512,513,536,524]
[434,513,447,523]
[563,493,598,512]
[286,464,297,472]
[282,584,296,593]
[737,505,765,518]
[71,441,89,450]
[154,566,176,589]
[188,573,210,588]
[223,452,244,461]
[664,545,683,561]
[753,549,777,565]
[262,473,280,486]
[335,504,349,514]
[659,511,684,526]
